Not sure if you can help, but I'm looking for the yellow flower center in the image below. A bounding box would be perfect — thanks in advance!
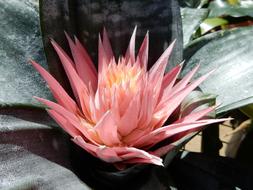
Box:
[102,59,142,93]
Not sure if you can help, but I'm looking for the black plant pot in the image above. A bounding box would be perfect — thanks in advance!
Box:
[69,142,174,190]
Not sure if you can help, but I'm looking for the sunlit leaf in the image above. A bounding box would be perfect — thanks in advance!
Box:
[208,0,253,18]
[0,108,90,189]
[200,18,229,34]
[183,26,253,114]
[240,104,253,118]
[181,8,209,46]
[180,91,216,118]
[0,0,52,108]
[178,0,209,8]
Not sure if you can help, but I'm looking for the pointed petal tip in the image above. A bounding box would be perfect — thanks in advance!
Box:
[102,27,107,40]
[162,39,177,58]
[32,95,39,99]
[133,25,138,32]
[142,30,149,41]
[64,31,72,41]
[215,102,224,110]
[223,117,233,121]
[50,38,58,48]
[204,68,216,79]
[180,60,185,66]
[132,26,137,38]
[32,96,40,102]
[98,33,102,40]
[33,96,45,103]
[103,26,107,34]
[168,39,176,49]
[145,31,149,40]
[49,37,56,44]
[74,35,79,43]
[33,96,50,108]
[98,33,103,46]
[29,60,46,72]
[196,63,201,69]
[131,26,137,40]
[125,26,138,63]
[29,59,36,65]
[50,38,64,51]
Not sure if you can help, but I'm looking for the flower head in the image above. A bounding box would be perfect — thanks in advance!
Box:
[31,27,226,167]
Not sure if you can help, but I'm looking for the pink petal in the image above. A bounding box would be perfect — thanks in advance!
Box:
[122,157,163,166]
[137,32,149,70]
[94,86,106,114]
[86,83,100,122]
[98,34,109,74]
[118,93,140,136]
[96,147,122,162]
[166,64,200,99]
[153,70,215,128]
[161,118,229,139]
[74,137,164,165]
[136,88,154,130]
[149,40,176,79]
[74,36,97,75]
[47,109,81,137]
[133,121,205,147]
[113,146,153,159]
[30,60,78,113]
[51,40,91,115]
[51,39,88,102]
[112,147,163,166]
[174,106,216,124]
[151,144,175,157]
[65,33,97,91]
[35,97,100,145]
[74,136,122,162]
[72,136,98,157]
[123,128,150,145]
[135,119,229,148]
[102,28,114,60]
[94,111,121,146]
[35,97,79,122]
[158,63,183,102]
[147,41,176,105]
[125,26,137,64]
[161,62,183,92]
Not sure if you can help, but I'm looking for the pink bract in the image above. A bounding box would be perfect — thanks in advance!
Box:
[31,27,227,167]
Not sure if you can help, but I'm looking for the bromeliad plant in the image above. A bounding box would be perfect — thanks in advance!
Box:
[31,27,226,168]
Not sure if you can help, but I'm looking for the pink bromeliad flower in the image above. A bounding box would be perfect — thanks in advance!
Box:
[31,27,226,167]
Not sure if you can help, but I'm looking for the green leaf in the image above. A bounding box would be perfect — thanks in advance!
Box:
[178,0,209,8]
[0,0,52,108]
[180,91,216,118]
[0,108,90,189]
[181,8,209,46]
[240,104,253,118]
[208,0,253,18]
[183,26,253,114]
[200,18,229,34]
[39,0,183,82]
